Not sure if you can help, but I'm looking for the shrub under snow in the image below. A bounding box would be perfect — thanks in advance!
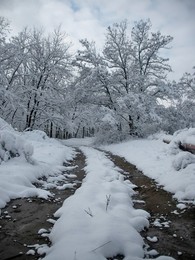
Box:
[157,128,195,171]
[0,130,34,164]
[166,128,195,170]
[0,117,35,164]
[94,124,128,145]
[23,129,48,141]
[171,128,195,146]
[94,113,128,145]
[172,152,195,171]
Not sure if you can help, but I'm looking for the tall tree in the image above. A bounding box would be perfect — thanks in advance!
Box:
[0,23,73,133]
[104,20,173,135]
[76,20,173,137]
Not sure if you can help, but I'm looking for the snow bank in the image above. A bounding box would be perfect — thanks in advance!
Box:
[0,118,32,164]
[0,130,34,164]
[149,128,195,146]
[23,129,48,141]
[172,152,195,171]
[171,128,195,146]
[44,147,150,260]
[0,128,75,208]
[103,135,195,203]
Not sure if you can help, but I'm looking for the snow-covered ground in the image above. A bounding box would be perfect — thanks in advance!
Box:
[0,128,75,208]
[1,122,194,260]
[102,129,195,204]
[44,147,150,260]
[62,136,94,147]
[62,128,195,204]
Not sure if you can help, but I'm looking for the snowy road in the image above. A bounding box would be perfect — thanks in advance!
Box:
[0,150,86,260]
[0,143,195,260]
[108,152,195,260]
[42,147,195,260]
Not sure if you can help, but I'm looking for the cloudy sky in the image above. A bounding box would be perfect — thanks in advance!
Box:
[0,0,194,81]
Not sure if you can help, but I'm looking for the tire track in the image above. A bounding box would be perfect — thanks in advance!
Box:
[0,150,86,260]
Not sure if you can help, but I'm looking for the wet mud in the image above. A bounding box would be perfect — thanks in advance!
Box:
[108,152,195,260]
[0,150,86,260]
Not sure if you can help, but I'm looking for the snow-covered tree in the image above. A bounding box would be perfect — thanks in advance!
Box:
[104,20,173,135]
[0,17,17,121]
[0,21,73,134]
[19,28,73,131]
[75,20,174,140]
[170,68,195,131]
[179,68,195,101]
[1,16,192,142]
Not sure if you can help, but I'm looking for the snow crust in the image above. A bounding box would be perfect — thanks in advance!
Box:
[43,147,150,260]
[103,129,195,203]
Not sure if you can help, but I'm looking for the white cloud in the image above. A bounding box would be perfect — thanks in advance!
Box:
[0,0,194,80]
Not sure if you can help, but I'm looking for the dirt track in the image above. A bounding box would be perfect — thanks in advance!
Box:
[0,149,194,260]
[0,151,86,260]
[109,152,195,260]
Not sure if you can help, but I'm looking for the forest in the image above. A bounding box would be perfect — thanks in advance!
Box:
[0,16,194,143]
[0,14,195,260]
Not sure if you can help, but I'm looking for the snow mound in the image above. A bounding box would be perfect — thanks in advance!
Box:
[23,130,48,141]
[148,131,172,141]
[149,128,195,154]
[172,152,195,171]
[0,130,34,164]
[172,128,195,146]
[0,120,75,208]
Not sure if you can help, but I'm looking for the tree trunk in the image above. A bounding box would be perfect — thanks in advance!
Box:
[75,123,81,138]
[128,115,134,135]
[50,122,53,137]
[82,127,85,138]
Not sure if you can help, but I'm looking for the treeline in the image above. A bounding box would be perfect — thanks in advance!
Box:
[0,17,194,143]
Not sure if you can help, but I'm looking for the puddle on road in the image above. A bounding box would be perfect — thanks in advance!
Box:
[0,151,86,260]
[109,153,195,260]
